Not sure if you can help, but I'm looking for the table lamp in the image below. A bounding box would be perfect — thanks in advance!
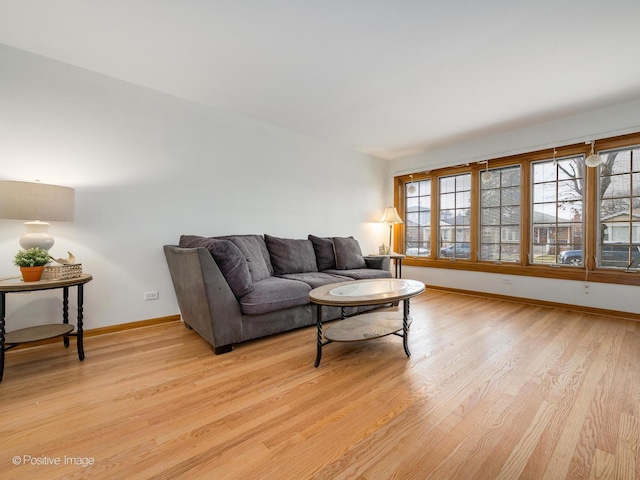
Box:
[380,206,403,254]
[0,180,75,251]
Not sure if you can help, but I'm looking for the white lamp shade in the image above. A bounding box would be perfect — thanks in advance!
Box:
[380,207,403,224]
[0,180,75,251]
[0,181,74,221]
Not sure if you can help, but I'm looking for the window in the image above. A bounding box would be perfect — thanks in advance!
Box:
[438,174,471,259]
[395,131,640,287]
[598,145,640,269]
[480,166,521,262]
[531,155,584,265]
[404,179,431,256]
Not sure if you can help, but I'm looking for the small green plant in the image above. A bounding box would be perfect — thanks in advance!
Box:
[14,247,51,267]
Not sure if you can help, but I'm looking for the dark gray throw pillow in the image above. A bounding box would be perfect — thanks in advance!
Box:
[224,235,273,282]
[332,236,367,270]
[264,234,318,275]
[308,235,337,271]
[179,235,253,298]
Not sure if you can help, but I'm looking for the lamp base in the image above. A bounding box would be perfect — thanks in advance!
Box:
[20,221,54,251]
[389,224,393,255]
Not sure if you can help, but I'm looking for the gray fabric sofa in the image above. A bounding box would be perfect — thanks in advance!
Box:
[164,234,391,354]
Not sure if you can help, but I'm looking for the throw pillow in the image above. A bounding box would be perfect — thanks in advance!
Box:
[308,235,337,271]
[224,235,273,283]
[332,236,367,270]
[178,235,253,297]
[264,235,318,275]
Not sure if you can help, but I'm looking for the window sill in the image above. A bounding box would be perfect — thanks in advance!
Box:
[402,257,640,286]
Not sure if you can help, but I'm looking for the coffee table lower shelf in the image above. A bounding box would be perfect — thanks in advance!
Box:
[324,312,411,342]
[315,306,411,367]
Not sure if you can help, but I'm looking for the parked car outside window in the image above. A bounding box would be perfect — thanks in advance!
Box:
[558,244,640,268]
[440,242,470,258]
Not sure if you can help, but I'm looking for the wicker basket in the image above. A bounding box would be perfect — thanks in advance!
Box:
[42,264,83,280]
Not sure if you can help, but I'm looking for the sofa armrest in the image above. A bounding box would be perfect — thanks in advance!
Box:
[164,245,244,352]
[363,255,390,271]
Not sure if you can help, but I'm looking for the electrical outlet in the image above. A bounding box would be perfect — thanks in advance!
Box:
[144,291,159,301]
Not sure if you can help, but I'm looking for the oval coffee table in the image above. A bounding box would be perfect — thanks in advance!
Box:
[309,278,425,367]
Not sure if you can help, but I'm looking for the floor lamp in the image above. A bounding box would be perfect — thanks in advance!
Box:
[380,206,403,254]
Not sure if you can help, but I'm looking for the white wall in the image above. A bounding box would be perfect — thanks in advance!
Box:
[404,266,640,314]
[395,99,640,174]
[394,100,640,315]
[0,45,391,330]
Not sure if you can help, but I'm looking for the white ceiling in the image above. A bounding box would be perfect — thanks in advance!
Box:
[2,0,640,160]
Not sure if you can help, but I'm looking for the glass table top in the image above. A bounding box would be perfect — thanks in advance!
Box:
[309,278,425,306]
[329,280,412,297]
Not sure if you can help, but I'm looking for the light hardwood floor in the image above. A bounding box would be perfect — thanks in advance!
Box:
[2,290,639,480]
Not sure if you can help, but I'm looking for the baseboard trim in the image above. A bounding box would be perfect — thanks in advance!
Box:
[9,288,639,354]
[425,285,640,322]
[8,315,181,351]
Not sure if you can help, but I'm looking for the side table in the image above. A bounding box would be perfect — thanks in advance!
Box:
[369,253,405,278]
[0,273,93,382]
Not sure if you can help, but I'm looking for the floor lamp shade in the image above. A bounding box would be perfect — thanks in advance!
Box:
[0,180,75,251]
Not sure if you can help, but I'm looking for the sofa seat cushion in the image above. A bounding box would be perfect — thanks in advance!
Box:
[238,277,311,315]
[265,235,318,275]
[280,272,353,289]
[179,235,253,297]
[323,268,393,280]
[223,235,273,282]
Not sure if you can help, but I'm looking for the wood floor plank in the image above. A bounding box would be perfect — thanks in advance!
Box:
[1,290,640,479]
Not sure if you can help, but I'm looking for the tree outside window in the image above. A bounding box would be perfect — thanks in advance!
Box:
[531,156,584,265]
[598,146,640,268]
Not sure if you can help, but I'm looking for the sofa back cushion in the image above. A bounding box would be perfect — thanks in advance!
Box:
[223,235,273,283]
[332,236,367,270]
[308,235,337,271]
[264,235,318,275]
[179,235,253,297]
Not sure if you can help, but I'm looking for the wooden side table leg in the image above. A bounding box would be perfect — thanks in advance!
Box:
[77,284,85,361]
[63,286,70,348]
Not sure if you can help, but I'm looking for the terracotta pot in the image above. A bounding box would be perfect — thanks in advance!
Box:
[20,266,45,282]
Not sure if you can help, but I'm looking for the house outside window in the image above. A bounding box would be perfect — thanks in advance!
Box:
[531,155,584,265]
[598,145,640,268]
[438,174,471,259]
[404,179,431,256]
[480,165,521,262]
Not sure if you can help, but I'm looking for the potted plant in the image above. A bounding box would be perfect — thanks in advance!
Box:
[14,247,51,282]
